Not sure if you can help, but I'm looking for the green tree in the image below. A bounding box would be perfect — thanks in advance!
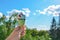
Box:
[21,28,51,40]
[50,17,57,40]
[0,13,18,40]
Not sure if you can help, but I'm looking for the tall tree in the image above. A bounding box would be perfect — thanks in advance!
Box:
[56,13,60,40]
[50,17,57,40]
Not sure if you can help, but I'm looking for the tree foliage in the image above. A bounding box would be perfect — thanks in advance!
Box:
[21,29,51,40]
[50,17,60,40]
[0,13,51,40]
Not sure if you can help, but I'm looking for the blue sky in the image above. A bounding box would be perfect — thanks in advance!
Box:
[0,0,60,30]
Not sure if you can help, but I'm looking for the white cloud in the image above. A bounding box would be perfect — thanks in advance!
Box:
[6,15,10,19]
[5,15,10,20]
[36,10,46,14]
[33,13,36,15]
[7,8,31,17]
[7,9,22,16]
[22,8,30,17]
[39,11,46,14]
[36,5,60,16]
[22,8,30,13]
[0,12,3,17]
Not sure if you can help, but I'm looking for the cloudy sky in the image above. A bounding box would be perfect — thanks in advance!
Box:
[0,0,60,30]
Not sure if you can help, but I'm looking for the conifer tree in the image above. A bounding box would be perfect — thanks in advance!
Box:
[50,17,57,40]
